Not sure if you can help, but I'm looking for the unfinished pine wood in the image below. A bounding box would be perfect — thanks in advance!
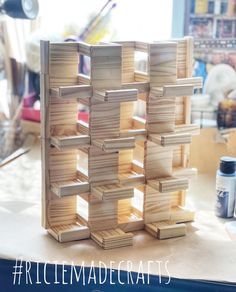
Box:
[146,88,176,134]
[90,44,122,89]
[91,228,133,249]
[88,201,118,231]
[148,176,189,193]
[120,129,147,140]
[91,184,134,201]
[49,42,78,88]
[48,223,90,242]
[41,39,201,247]
[144,185,171,223]
[51,180,89,197]
[176,77,202,89]
[40,40,50,229]
[144,141,173,179]
[51,134,90,150]
[92,137,135,152]
[94,88,137,103]
[145,221,186,239]
[51,85,93,99]
[134,71,149,82]
[122,82,149,101]
[78,42,91,56]
[90,101,120,139]
[149,42,177,87]
[163,84,194,97]
[135,41,149,52]
[78,73,91,85]
[149,132,192,146]
[88,146,119,184]
[119,41,135,83]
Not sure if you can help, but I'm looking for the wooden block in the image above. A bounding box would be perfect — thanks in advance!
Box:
[134,71,149,82]
[122,82,150,101]
[51,85,93,99]
[146,90,176,134]
[78,73,91,85]
[120,101,134,130]
[149,42,177,87]
[92,137,135,152]
[148,177,189,193]
[48,196,77,227]
[51,134,90,150]
[116,41,135,83]
[90,102,120,139]
[91,184,134,201]
[88,147,119,184]
[94,88,137,103]
[49,99,78,136]
[185,37,194,78]
[49,148,77,183]
[40,40,50,74]
[49,43,78,88]
[91,228,133,249]
[144,141,173,179]
[135,41,149,52]
[163,84,194,97]
[143,185,171,223]
[51,180,90,197]
[145,221,186,239]
[175,96,185,125]
[78,42,91,56]
[90,45,122,88]
[170,206,195,223]
[176,77,202,89]
[48,223,90,242]
[88,201,118,231]
[149,132,191,146]
[119,149,133,173]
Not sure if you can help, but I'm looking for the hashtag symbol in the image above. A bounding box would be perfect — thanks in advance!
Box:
[12,258,23,285]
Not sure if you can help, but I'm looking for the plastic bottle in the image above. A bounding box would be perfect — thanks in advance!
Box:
[215,156,236,218]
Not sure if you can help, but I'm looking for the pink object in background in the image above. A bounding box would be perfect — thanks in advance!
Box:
[21,92,89,123]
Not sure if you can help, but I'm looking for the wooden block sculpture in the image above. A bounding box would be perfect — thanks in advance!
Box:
[40,37,202,249]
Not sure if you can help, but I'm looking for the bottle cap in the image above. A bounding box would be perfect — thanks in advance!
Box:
[220,156,236,174]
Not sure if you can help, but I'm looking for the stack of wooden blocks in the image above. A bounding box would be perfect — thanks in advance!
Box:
[40,37,202,249]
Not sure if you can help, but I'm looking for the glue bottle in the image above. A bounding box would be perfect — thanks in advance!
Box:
[215,156,236,218]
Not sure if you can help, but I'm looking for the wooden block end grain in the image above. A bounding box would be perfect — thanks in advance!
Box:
[145,221,186,239]
[148,176,189,193]
[48,223,90,243]
[91,228,133,249]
